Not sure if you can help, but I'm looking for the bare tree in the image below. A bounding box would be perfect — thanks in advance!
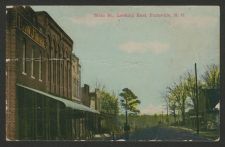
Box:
[184,72,201,113]
[161,92,169,124]
[167,79,188,125]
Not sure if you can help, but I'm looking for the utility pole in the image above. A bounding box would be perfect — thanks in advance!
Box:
[125,96,129,140]
[166,104,169,124]
[125,97,128,129]
[166,105,168,118]
[195,63,199,135]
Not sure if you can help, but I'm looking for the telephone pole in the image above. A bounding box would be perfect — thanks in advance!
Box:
[125,97,129,139]
[125,97,128,129]
[195,63,199,135]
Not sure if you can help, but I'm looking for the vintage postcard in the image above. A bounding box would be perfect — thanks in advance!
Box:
[5,5,220,141]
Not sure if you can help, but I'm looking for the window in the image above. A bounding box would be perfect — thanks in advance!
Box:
[18,15,21,28]
[58,54,60,85]
[25,26,31,35]
[39,51,42,81]
[31,47,34,78]
[53,50,55,85]
[77,80,79,98]
[61,52,65,94]
[73,79,77,97]
[30,28,34,38]
[48,54,51,84]
[78,68,81,98]
[67,59,70,96]
[22,39,26,74]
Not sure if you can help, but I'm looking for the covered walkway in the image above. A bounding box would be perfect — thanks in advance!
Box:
[16,84,100,140]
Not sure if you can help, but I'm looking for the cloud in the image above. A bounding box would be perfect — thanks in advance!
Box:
[169,16,218,28]
[69,14,117,27]
[119,41,169,54]
[141,104,164,115]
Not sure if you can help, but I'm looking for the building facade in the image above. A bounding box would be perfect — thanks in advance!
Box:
[89,89,101,112]
[72,54,81,103]
[81,84,90,107]
[6,6,99,140]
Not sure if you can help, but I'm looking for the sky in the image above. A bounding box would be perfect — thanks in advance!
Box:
[32,6,219,115]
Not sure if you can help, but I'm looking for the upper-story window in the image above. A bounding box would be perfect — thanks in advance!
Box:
[22,39,27,74]
[39,51,42,81]
[67,56,70,90]
[31,47,34,78]
[30,27,34,38]
[73,76,76,97]
[77,80,79,98]
[17,15,21,28]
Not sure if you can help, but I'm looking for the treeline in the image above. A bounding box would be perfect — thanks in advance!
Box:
[163,64,219,126]
[117,114,175,131]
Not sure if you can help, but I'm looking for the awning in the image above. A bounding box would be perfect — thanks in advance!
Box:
[17,84,100,114]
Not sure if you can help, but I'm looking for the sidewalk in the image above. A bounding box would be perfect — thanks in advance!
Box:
[91,133,112,141]
[169,126,219,141]
[91,132,126,141]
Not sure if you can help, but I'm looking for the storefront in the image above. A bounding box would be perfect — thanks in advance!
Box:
[16,84,100,140]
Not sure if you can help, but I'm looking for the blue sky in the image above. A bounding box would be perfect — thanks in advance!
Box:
[32,6,219,114]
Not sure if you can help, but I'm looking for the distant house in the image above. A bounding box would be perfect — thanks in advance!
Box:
[186,88,219,130]
[214,102,220,127]
[215,102,220,110]
[199,88,219,113]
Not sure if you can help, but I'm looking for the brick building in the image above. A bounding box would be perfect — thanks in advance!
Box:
[72,54,81,103]
[6,6,99,140]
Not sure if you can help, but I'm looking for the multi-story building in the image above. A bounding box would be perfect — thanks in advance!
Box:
[72,54,81,103]
[6,6,99,140]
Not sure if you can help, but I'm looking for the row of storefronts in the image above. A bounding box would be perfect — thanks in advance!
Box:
[6,6,103,140]
[16,84,101,140]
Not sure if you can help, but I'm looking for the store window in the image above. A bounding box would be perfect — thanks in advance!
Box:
[39,51,42,81]
[22,39,27,74]
[31,47,34,78]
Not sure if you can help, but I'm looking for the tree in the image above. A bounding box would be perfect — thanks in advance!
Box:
[179,80,188,125]
[167,85,178,124]
[120,88,141,133]
[184,72,202,114]
[99,90,119,133]
[162,93,169,124]
[164,64,220,130]
[120,88,141,114]
[169,95,177,123]
[202,64,220,89]
[100,91,119,115]
[201,64,220,120]
[167,79,189,125]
